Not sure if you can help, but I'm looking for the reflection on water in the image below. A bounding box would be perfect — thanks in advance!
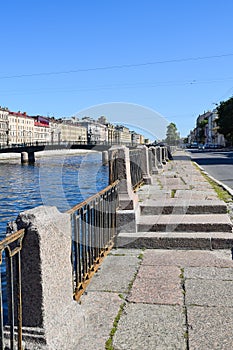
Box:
[0,152,108,237]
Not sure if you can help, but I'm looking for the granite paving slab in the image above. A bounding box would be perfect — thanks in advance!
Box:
[128,265,183,305]
[187,306,233,350]
[113,304,187,350]
[141,250,233,267]
[77,291,122,349]
[86,254,141,293]
[174,189,218,199]
[140,199,227,215]
[185,279,233,307]
[117,231,233,249]
[184,266,233,280]
[137,213,232,232]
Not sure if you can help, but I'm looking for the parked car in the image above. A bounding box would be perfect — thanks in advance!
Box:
[189,142,198,148]
[203,143,224,149]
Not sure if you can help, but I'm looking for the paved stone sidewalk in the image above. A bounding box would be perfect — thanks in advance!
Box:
[76,248,233,350]
[117,150,233,249]
[75,150,233,349]
[113,249,233,350]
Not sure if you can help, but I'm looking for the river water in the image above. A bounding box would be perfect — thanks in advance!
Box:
[0,151,109,238]
[0,150,109,321]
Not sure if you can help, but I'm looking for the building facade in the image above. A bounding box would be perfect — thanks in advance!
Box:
[8,111,34,145]
[0,107,9,146]
[78,117,108,144]
[114,125,131,144]
[60,121,87,143]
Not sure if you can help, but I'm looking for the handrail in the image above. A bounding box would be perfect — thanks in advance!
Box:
[67,181,119,300]
[66,180,119,214]
[0,229,25,350]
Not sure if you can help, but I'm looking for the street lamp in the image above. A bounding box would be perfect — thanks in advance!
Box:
[87,128,92,144]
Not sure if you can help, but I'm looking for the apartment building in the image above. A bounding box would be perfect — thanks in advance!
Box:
[114,125,131,144]
[60,121,87,143]
[0,107,9,146]
[8,111,34,145]
[131,131,144,145]
[32,116,50,144]
[77,117,108,143]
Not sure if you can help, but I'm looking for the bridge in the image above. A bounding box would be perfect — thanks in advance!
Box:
[0,142,116,163]
[0,142,112,153]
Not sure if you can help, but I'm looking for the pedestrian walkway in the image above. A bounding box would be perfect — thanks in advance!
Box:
[117,150,233,249]
[76,150,233,350]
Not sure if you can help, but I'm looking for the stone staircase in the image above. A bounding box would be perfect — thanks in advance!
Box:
[116,153,233,250]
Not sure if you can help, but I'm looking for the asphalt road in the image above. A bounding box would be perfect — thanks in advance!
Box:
[187,149,233,190]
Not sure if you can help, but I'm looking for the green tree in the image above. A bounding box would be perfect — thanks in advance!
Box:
[216,97,233,145]
[197,119,208,144]
[165,122,180,145]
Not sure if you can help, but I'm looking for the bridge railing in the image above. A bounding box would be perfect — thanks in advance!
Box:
[67,181,119,300]
[0,229,25,350]
[0,140,142,150]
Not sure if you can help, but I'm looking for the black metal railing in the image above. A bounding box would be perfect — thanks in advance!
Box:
[0,229,25,350]
[129,149,144,190]
[67,181,119,299]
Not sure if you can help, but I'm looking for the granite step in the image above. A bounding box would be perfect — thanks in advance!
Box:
[140,199,227,215]
[137,214,233,233]
[116,232,233,250]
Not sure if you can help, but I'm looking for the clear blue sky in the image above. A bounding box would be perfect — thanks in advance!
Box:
[1,0,233,138]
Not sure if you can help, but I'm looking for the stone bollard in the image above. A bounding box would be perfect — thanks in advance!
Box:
[161,146,167,164]
[13,206,85,350]
[137,145,152,184]
[149,146,159,174]
[155,146,163,169]
[164,147,169,161]
[108,146,138,233]
[102,150,109,165]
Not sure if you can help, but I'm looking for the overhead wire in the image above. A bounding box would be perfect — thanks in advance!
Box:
[1,53,233,80]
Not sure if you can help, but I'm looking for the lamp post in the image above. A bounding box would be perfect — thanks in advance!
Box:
[87,128,92,144]
[6,120,10,146]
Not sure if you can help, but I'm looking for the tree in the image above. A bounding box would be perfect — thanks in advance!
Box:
[197,119,208,144]
[165,122,180,146]
[216,97,233,145]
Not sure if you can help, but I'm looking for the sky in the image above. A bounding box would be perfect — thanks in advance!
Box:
[1,0,233,139]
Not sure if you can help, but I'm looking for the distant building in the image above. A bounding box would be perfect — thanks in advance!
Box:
[114,125,131,144]
[188,109,226,146]
[131,131,143,145]
[8,111,34,145]
[32,116,50,144]
[60,120,87,143]
[77,117,108,143]
[0,107,9,146]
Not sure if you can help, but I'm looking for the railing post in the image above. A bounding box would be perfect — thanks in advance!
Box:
[155,146,163,169]
[161,146,167,164]
[109,146,137,210]
[12,206,84,349]
[108,146,138,233]
[136,145,152,184]
[102,150,109,165]
[149,146,159,174]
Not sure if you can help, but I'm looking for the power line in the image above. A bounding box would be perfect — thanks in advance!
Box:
[1,76,233,96]
[1,53,233,80]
